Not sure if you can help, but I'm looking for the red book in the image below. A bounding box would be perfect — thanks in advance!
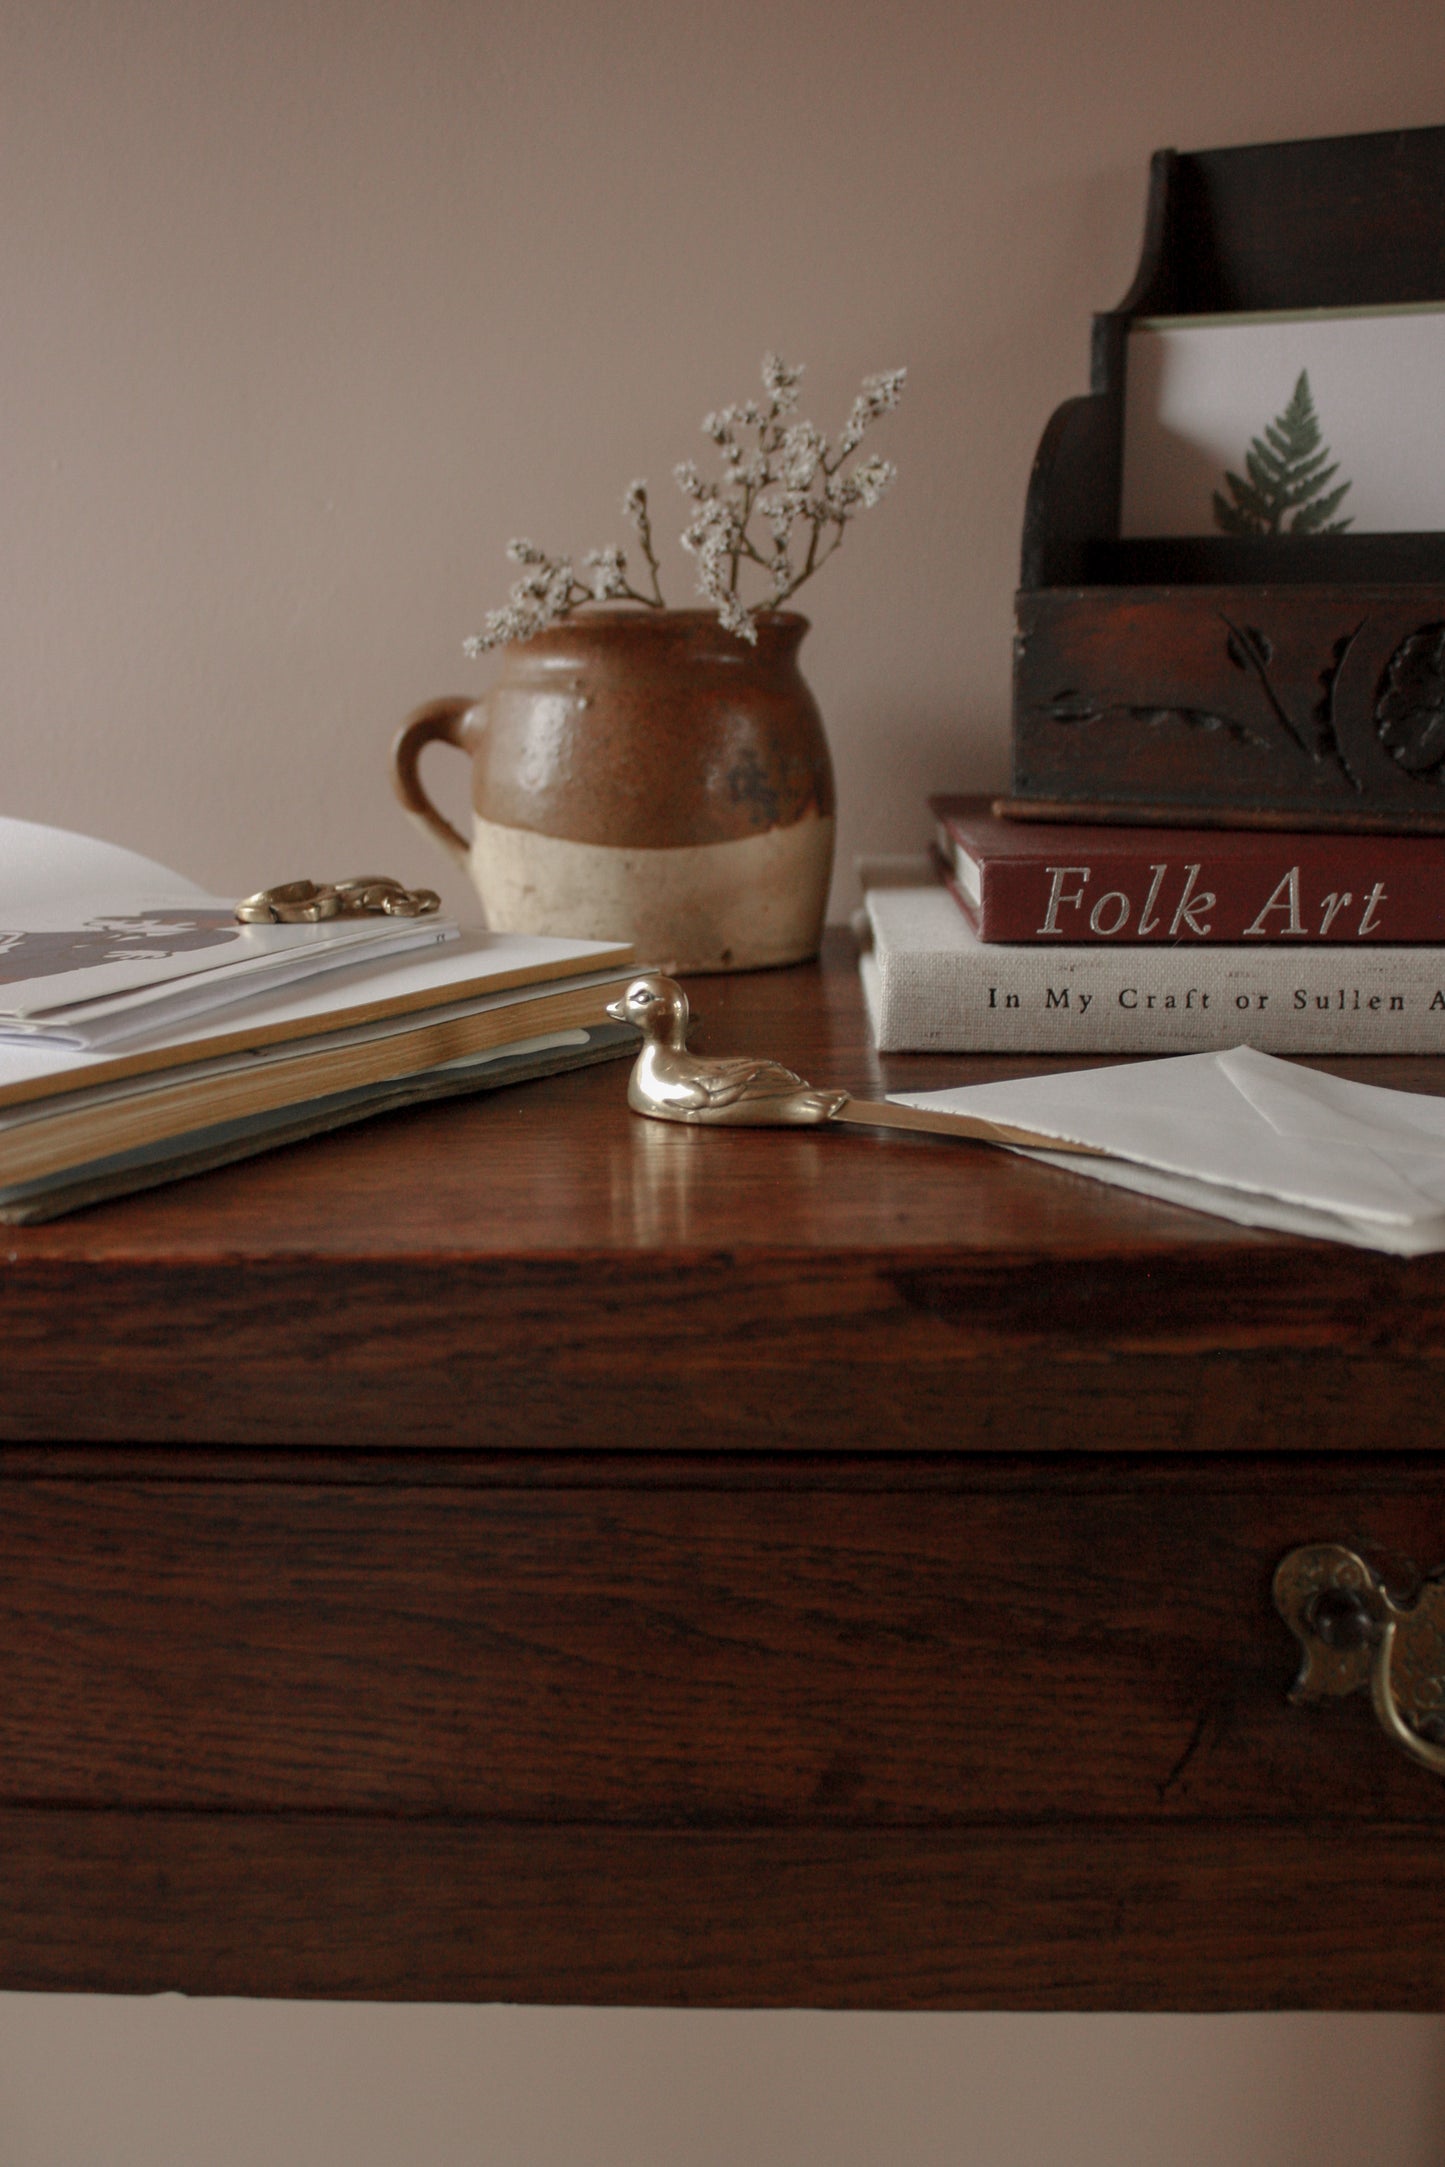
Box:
[930,797,1445,944]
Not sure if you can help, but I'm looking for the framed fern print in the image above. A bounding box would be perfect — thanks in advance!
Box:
[1119,303,1445,540]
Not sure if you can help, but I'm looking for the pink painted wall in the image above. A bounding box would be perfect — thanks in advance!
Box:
[8,0,1445,923]
[4,1,1445,2155]
[0,2001,1442,2165]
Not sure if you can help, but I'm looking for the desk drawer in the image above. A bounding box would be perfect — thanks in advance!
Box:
[3,1453,1444,1824]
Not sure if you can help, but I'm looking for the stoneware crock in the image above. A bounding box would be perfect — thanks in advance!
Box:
[391,608,835,972]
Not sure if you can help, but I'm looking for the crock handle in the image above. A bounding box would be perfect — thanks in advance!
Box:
[390,696,478,871]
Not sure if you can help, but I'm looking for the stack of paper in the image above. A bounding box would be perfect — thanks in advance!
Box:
[0,817,455,1046]
[0,819,638,1221]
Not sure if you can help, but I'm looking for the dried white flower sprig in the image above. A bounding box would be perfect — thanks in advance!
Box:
[463,354,904,654]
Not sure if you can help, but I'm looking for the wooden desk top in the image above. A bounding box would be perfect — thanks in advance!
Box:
[4,930,1444,1451]
[5,936,1445,2007]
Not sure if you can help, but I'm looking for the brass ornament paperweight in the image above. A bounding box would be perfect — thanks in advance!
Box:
[236,876,440,925]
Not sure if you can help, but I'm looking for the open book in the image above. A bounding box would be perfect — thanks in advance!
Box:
[0,819,638,1220]
[0,816,456,1045]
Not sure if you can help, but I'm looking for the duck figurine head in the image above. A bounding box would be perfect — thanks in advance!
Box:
[606,973,849,1127]
[606,973,692,1050]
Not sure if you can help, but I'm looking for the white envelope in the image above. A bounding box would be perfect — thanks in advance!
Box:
[889,1045,1445,1253]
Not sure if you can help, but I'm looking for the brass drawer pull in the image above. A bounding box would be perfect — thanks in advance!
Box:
[1275,1545,1445,1777]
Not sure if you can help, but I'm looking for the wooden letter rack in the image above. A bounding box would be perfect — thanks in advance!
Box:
[1010,124,1445,832]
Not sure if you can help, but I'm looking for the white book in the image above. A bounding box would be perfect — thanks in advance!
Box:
[0,817,455,1044]
[860,874,1445,1054]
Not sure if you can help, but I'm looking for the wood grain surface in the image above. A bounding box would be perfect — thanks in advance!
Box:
[0,1453,1442,1826]
[4,1812,1443,2008]
[1013,584,1445,826]
[6,941,1445,2007]
[3,933,1445,1450]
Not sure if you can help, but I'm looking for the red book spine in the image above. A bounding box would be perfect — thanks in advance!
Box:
[932,805,1445,944]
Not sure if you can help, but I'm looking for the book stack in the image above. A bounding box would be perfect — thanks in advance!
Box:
[859,797,1445,1054]
[0,817,639,1221]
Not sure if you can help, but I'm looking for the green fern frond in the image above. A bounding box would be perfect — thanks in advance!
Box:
[1219,470,1273,528]
[1292,479,1353,534]
[1212,371,1354,537]
[1212,491,1258,536]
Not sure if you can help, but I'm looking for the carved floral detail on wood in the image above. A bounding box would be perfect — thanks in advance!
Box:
[1037,619,1445,796]
[1376,623,1445,780]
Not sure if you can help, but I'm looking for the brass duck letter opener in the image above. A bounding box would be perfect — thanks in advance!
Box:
[605,974,1105,1152]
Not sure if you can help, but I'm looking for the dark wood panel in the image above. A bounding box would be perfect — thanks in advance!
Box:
[1089,535,1445,588]
[3,1460,1442,1823]
[1122,129,1445,319]
[1013,585,1445,826]
[6,1247,1445,1449]
[3,1810,1442,2008]
[0,1444,1430,1492]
